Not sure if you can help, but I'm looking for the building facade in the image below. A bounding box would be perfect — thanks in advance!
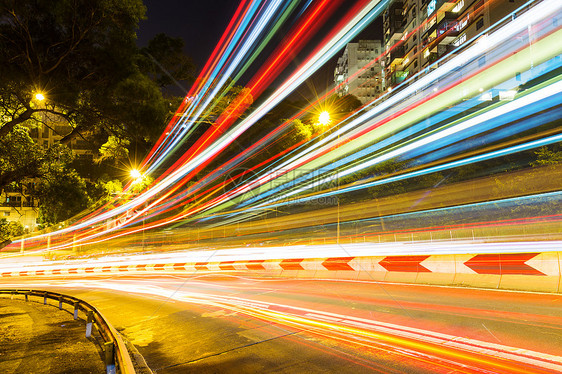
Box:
[0,182,37,232]
[382,0,526,90]
[334,40,384,104]
[0,113,93,232]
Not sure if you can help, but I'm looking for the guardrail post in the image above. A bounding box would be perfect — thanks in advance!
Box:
[104,341,116,374]
[58,296,63,310]
[73,301,79,320]
[86,311,94,338]
[43,292,47,305]
[24,293,28,302]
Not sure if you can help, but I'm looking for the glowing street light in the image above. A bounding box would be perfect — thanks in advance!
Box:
[34,92,45,101]
[130,168,142,182]
[318,111,331,126]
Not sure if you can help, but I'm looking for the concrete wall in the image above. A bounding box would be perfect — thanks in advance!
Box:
[3,251,560,293]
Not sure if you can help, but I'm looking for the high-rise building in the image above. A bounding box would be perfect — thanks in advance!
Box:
[382,1,407,88]
[382,0,526,90]
[334,40,383,104]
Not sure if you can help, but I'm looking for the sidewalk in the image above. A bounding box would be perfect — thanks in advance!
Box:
[0,296,105,374]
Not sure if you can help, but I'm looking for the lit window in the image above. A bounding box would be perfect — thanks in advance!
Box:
[479,92,493,101]
[453,33,467,46]
[427,0,436,16]
[452,0,464,13]
[456,14,469,31]
[499,90,517,101]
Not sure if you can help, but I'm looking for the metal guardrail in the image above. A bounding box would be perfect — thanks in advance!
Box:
[0,289,136,374]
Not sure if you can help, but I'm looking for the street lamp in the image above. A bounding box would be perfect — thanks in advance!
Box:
[130,168,143,184]
[33,92,45,101]
[318,111,331,126]
[130,168,141,180]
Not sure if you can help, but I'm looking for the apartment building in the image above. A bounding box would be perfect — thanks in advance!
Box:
[382,0,526,89]
[334,40,384,104]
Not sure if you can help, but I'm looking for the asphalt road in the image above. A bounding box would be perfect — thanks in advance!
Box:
[2,274,562,373]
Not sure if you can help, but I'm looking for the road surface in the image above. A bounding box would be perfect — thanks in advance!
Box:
[2,273,562,373]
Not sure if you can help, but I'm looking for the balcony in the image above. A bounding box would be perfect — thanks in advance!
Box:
[426,23,460,52]
[3,185,22,193]
[0,200,36,208]
[435,0,456,14]
[387,70,409,87]
[389,45,406,61]
[440,11,457,21]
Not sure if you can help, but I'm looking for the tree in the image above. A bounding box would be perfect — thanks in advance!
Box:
[98,179,123,200]
[0,218,24,243]
[139,33,196,90]
[0,0,168,145]
[0,2,209,231]
[531,145,562,167]
[292,119,315,141]
[96,136,130,164]
[35,169,91,226]
[0,125,73,193]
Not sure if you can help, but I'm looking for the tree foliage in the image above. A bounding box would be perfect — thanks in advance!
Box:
[0,1,202,228]
[139,33,196,89]
[531,145,562,167]
[36,169,91,226]
[0,218,24,242]
[0,125,73,192]
[96,136,130,164]
[0,0,168,144]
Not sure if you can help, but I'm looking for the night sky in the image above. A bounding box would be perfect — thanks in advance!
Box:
[137,0,239,68]
[137,0,382,99]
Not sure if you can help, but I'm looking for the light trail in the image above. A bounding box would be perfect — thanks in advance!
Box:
[3,0,560,270]
[2,276,562,372]
[181,0,562,220]
[3,2,562,370]
[5,0,392,250]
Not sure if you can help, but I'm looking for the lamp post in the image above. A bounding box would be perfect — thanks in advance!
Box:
[129,168,146,250]
[316,110,340,244]
[336,126,340,245]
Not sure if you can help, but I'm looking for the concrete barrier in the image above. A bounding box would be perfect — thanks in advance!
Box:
[2,252,560,293]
